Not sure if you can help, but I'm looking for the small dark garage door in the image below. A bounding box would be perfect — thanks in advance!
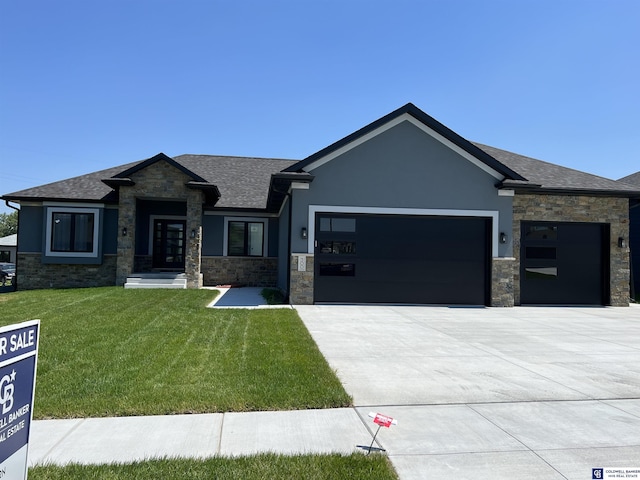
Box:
[314,213,490,305]
[520,222,609,305]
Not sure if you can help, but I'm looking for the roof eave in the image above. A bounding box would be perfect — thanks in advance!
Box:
[0,195,118,204]
[265,172,315,212]
[511,187,640,198]
[102,178,135,188]
[185,181,221,206]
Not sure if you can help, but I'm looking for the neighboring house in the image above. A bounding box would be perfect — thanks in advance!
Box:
[2,103,639,306]
[619,171,640,297]
[0,234,17,263]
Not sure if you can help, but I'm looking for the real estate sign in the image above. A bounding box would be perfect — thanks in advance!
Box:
[0,320,40,480]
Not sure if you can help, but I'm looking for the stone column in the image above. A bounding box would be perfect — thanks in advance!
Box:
[491,257,515,307]
[289,254,314,304]
[185,192,203,288]
[116,189,136,286]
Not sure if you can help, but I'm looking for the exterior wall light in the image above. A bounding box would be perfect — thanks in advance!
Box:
[499,232,507,244]
[191,229,197,239]
[301,227,308,239]
[122,227,127,236]
[618,237,626,248]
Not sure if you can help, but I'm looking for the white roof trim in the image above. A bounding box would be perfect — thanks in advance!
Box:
[303,113,505,181]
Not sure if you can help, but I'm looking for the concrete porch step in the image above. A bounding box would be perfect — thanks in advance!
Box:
[124,273,187,289]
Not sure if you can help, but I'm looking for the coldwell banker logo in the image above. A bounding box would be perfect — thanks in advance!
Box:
[0,369,16,415]
[593,468,604,479]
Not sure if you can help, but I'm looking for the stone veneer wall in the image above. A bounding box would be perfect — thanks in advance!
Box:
[289,254,314,304]
[201,257,278,287]
[491,257,515,307]
[134,255,153,273]
[17,254,117,290]
[116,160,204,288]
[513,194,630,306]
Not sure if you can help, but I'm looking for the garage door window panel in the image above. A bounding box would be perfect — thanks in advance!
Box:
[318,240,356,255]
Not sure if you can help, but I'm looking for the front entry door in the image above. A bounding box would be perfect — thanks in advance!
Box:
[152,219,186,270]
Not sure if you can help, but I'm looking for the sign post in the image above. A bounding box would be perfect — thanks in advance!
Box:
[0,320,40,480]
[366,412,397,455]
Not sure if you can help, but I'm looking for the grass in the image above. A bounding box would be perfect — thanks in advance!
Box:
[29,454,398,480]
[261,287,286,305]
[0,287,351,418]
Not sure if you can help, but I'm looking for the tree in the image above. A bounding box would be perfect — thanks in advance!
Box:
[0,211,18,237]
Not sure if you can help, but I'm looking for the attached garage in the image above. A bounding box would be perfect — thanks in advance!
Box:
[314,213,491,305]
[520,221,609,305]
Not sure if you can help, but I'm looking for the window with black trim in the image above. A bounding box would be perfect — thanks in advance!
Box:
[228,221,264,256]
[51,212,95,252]
[45,207,100,258]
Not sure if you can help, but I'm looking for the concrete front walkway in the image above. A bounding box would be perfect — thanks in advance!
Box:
[206,286,293,309]
[296,305,640,480]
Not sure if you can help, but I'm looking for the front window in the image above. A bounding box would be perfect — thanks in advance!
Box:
[45,207,100,258]
[51,212,95,252]
[227,221,264,256]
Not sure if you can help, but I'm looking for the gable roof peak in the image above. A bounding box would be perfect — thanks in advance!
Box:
[283,103,526,181]
[107,152,207,183]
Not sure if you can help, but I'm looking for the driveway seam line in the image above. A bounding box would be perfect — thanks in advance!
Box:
[466,403,570,480]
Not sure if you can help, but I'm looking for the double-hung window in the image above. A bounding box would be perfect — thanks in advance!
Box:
[45,207,100,258]
[224,217,267,257]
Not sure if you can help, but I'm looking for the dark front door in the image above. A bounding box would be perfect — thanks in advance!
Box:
[152,219,186,270]
[314,213,490,305]
[520,222,609,305]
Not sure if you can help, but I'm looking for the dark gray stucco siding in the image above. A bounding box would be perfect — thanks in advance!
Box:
[277,198,290,292]
[102,207,118,254]
[268,218,279,257]
[17,206,43,252]
[290,120,513,256]
[202,215,224,256]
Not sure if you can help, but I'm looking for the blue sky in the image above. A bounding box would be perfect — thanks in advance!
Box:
[1,0,639,214]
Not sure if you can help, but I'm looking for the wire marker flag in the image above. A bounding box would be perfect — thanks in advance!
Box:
[366,412,397,454]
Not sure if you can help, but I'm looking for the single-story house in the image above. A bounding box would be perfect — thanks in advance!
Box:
[619,171,640,297]
[3,103,639,306]
[0,234,17,263]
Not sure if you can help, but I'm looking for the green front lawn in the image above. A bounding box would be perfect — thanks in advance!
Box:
[29,454,398,480]
[0,287,351,418]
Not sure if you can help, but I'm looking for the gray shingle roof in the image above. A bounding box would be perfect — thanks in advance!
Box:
[172,155,297,209]
[2,162,140,203]
[619,171,640,187]
[475,143,640,195]
[3,138,638,209]
[2,155,297,210]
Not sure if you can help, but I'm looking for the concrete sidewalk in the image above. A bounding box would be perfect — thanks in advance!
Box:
[29,408,376,466]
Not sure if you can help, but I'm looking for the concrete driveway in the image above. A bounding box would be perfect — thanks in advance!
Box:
[296,305,640,480]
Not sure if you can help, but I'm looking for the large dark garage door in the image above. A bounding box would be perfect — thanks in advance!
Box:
[520,222,609,305]
[314,213,490,305]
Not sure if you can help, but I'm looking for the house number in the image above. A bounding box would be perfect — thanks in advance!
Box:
[297,256,306,272]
